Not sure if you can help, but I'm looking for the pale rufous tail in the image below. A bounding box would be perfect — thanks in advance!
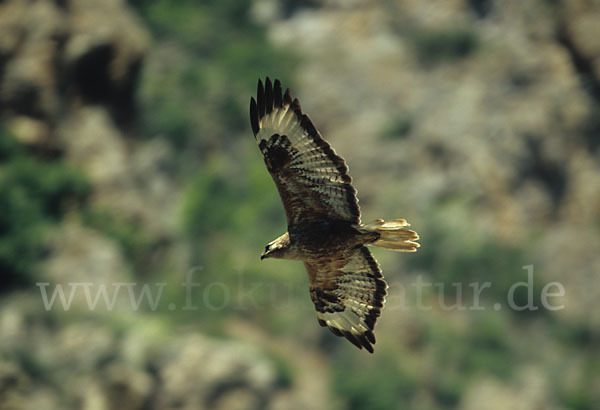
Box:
[357,219,420,252]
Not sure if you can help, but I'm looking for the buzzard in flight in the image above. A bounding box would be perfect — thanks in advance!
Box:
[250,78,419,353]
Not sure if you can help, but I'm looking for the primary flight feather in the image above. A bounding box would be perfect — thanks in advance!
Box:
[250,77,419,353]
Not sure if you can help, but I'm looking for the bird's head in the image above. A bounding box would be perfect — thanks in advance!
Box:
[261,241,280,260]
[261,233,290,260]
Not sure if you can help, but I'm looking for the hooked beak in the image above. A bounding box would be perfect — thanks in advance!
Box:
[260,250,269,260]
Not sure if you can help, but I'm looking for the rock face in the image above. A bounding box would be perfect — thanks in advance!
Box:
[1,0,180,238]
[1,0,146,138]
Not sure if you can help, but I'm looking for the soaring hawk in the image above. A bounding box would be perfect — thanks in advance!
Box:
[250,77,419,353]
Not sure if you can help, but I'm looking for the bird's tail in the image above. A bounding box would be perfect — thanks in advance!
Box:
[357,219,420,252]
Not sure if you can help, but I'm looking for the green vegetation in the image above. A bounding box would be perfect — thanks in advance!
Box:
[408,200,544,312]
[181,148,282,240]
[132,0,298,153]
[333,352,419,410]
[380,113,414,140]
[330,293,516,410]
[410,26,478,66]
[0,129,91,289]
[266,350,296,389]
[82,207,153,271]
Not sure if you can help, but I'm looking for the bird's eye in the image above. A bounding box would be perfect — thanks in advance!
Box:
[264,245,270,253]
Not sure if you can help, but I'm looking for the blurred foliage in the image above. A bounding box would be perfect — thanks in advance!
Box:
[131,0,298,157]
[0,129,91,289]
[409,26,479,66]
[332,353,418,410]
[581,104,600,156]
[380,112,414,140]
[408,199,545,313]
[82,207,153,271]
[181,147,282,240]
[330,304,517,410]
[467,0,494,18]
[559,352,600,410]
[266,349,296,389]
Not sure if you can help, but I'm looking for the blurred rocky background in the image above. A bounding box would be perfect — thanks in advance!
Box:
[1,0,599,409]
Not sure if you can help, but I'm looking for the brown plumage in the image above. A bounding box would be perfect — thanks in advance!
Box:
[250,77,419,353]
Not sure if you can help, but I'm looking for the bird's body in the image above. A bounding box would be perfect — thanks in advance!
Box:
[250,78,419,352]
[269,220,368,260]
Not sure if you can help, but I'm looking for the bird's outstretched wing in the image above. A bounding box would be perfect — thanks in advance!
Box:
[250,77,360,227]
[304,246,387,353]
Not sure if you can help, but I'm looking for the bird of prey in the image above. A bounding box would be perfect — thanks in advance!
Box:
[250,77,419,353]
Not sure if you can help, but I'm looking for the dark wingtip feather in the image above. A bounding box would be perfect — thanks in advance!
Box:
[356,332,375,353]
[257,79,265,118]
[342,330,363,350]
[365,330,376,345]
[283,88,292,105]
[265,77,274,115]
[329,327,343,337]
[273,79,282,108]
[327,326,376,353]
[250,97,259,136]
[291,98,302,119]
